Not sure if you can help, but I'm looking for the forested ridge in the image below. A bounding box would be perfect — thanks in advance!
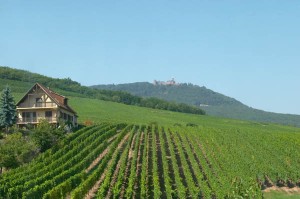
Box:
[92,82,300,127]
[92,82,241,106]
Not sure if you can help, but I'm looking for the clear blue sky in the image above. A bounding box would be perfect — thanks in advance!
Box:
[1,1,300,115]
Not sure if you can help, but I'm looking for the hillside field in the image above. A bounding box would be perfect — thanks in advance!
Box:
[0,94,300,198]
[1,121,300,198]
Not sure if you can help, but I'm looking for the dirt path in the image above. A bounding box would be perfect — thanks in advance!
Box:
[84,134,118,173]
[85,148,110,173]
[84,132,130,199]
[263,186,300,194]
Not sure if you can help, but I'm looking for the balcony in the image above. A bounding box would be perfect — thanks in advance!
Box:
[18,117,37,124]
[35,102,57,108]
[17,117,57,124]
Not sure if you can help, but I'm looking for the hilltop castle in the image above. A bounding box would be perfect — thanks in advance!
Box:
[153,78,178,86]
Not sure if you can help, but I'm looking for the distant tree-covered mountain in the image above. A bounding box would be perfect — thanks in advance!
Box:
[91,82,300,127]
[0,66,205,116]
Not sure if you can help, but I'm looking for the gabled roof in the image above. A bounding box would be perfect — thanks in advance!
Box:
[16,83,77,115]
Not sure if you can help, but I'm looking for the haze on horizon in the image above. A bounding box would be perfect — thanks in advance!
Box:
[1,1,300,115]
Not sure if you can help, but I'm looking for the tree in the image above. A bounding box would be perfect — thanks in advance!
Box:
[0,86,17,133]
[0,132,38,173]
[31,119,65,152]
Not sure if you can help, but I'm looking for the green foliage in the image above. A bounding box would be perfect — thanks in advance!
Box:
[0,124,300,198]
[0,86,17,132]
[31,119,65,152]
[226,177,263,199]
[0,132,38,171]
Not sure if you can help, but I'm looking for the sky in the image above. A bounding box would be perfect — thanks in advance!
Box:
[1,1,300,115]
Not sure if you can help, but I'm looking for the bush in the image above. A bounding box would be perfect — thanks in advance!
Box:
[186,123,198,127]
[31,119,65,152]
[0,132,38,170]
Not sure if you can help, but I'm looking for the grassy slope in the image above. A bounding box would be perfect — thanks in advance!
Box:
[69,96,300,132]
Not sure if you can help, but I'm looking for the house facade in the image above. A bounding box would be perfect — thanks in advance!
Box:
[16,83,78,127]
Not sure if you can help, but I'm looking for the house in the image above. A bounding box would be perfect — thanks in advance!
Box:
[16,83,78,127]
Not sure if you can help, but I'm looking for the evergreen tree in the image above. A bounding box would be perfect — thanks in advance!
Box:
[0,86,17,133]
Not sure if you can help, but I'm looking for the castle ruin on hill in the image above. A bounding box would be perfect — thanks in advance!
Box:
[153,78,179,86]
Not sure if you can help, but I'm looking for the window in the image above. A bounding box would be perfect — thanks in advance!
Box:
[36,98,43,107]
[68,114,73,121]
[45,111,52,117]
[45,111,53,122]
[22,112,37,122]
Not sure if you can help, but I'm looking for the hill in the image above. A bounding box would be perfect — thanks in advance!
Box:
[0,66,205,116]
[92,82,300,127]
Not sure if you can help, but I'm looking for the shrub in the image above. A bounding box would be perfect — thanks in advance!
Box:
[186,123,198,127]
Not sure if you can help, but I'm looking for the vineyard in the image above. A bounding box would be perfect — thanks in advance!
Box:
[1,123,300,198]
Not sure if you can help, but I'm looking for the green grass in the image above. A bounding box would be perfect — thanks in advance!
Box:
[70,96,208,125]
[69,96,300,132]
